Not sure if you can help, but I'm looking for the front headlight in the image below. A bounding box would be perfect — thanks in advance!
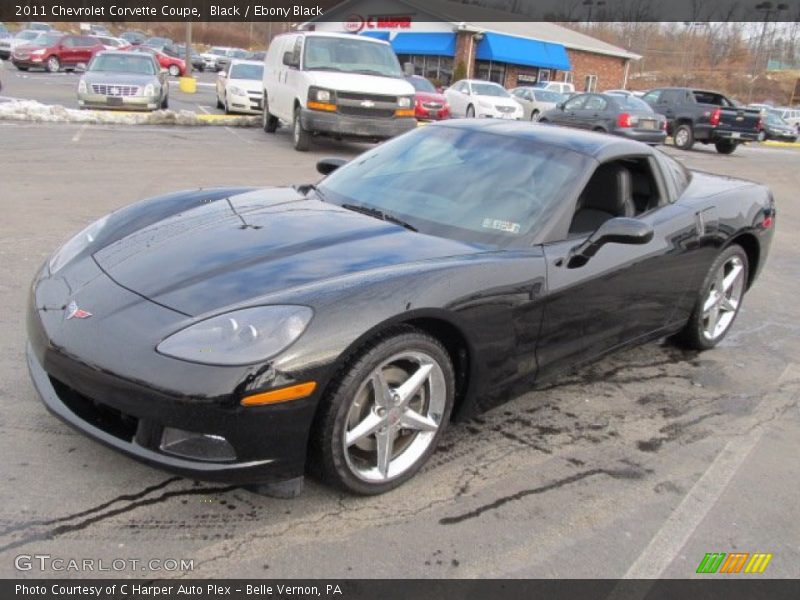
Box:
[77,78,87,94]
[49,215,109,274]
[157,306,313,366]
[398,96,413,108]
[143,83,156,97]
[229,85,245,96]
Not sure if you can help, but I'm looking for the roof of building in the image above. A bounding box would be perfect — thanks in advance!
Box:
[304,0,640,60]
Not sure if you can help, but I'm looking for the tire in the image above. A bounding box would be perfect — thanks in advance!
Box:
[292,107,310,151]
[593,126,606,133]
[673,245,748,351]
[673,123,695,150]
[224,96,231,115]
[262,95,278,133]
[216,95,224,110]
[714,140,737,155]
[168,64,180,77]
[466,105,475,118]
[531,109,540,121]
[46,56,60,73]
[161,93,168,110]
[538,117,549,123]
[310,328,455,495]
[16,65,29,71]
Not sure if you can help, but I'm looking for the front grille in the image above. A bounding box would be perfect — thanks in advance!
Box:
[337,92,398,103]
[92,84,140,97]
[496,105,516,113]
[50,377,138,442]
[339,106,396,118]
[423,102,443,110]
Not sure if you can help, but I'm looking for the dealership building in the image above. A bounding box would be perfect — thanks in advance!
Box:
[303,0,640,90]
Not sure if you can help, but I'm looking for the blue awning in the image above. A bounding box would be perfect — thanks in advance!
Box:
[390,33,456,57]
[359,31,391,41]
[476,32,571,71]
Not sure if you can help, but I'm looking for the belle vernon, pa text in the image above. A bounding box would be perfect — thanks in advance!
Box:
[16,584,344,596]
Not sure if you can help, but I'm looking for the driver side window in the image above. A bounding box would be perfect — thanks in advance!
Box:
[568,157,663,236]
[564,96,586,110]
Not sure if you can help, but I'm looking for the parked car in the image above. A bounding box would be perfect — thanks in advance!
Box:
[24,22,52,32]
[642,87,763,154]
[248,50,267,61]
[531,81,575,95]
[144,36,173,48]
[262,31,417,151]
[216,59,264,114]
[131,46,185,77]
[77,50,168,111]
[0,30,44,60]
[540,92,667,145]
[214,48,250,73]
[762,111,798,142]
[85,24,111,37]
[120,30,147,46]
[510,87,566,121]
[445,79,523,120]
[12,33,105,73]
[771,107,800,132]
[95,35,131,51]
[201,46,233,71]
[406,75,450,121]
[27,121,775,495]
[0,23,10,41]
[172,44,205,72]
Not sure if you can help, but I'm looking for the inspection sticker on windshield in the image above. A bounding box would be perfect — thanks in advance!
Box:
[482,218,521,234]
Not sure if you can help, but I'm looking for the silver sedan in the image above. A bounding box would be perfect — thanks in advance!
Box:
[77,51,168,111]
[510,87,567,121]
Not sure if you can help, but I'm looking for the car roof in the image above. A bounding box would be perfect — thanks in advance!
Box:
[286,31,389,45]
[431,120,654,160]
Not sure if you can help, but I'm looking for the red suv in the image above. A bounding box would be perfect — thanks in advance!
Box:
[12,33,105,73]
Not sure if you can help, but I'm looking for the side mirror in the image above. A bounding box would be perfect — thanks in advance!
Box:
[282,51,298,68]
[567,217,653,269]
[316,157,347,176]
[75,63,87,72]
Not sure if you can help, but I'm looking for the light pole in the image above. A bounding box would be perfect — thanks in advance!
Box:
[583,0,606,21]
[749,2,789,101]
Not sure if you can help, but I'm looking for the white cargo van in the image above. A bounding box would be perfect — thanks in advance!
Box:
[262,31,417,151]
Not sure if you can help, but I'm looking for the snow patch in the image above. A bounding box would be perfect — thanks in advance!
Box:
[0,99,259,127]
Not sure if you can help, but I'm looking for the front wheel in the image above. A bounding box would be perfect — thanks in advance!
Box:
[292,107,310,151]
[168,64,180,77]
[531,109,540,121]
[311,329,455,495]
[46,56,60,73]
[466,105,475,118]
[161,93,169,110]
[714,140,737,154]
[262,95,278,133]
[673,245,748,350]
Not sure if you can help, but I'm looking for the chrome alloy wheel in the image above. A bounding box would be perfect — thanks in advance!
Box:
[702,255,745,341]
[343,351,446,483]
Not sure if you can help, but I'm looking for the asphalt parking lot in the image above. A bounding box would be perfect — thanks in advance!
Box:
[1,119,798,579]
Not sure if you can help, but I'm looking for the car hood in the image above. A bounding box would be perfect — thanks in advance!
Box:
[415,91,447,104]
[14,43,50,52]
[306,71,415,96]
[93,188,484,316]
[228,78,262,92]
[83,71,157,84]
[477,95,519,108]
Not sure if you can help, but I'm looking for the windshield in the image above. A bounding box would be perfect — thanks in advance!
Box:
[408,77,436,93]
[534,90,564,103]
[90,54,156,75]
[318,125,589,247]
[303,37,402,78]
[767,112,788,126]
[472,82,510,97]
[230,63,263,80]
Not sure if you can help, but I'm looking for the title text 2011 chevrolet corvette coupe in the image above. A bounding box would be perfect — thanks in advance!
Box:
[27,121,775,496]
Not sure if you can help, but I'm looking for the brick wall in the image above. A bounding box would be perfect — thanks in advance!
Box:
[567,49,628,91]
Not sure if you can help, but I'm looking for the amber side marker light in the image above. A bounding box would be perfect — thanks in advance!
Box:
[308,101,337,112]
[241,382,317,406]
[396,108,416,118]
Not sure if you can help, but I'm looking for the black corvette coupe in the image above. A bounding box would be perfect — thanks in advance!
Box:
[27,121,775,496]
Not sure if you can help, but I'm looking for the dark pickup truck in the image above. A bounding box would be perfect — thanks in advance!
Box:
[642,87,763,154]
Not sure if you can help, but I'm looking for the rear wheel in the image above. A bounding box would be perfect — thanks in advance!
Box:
[531,109,540,121]
[714,140,737,154]
[292,107,310,151]
[168,64,180,77]
[262,95,278,133]
[46,56,60,73]
[466,105,475,118]
[673,124,695,150]
[311,329,454,495]
[674,245,748,350]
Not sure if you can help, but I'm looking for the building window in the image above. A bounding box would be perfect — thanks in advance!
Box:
[396,54,454,86]
[584,74,598,92]
[562,71,573,83]
[537,69,551,83]
[475,60,507,85]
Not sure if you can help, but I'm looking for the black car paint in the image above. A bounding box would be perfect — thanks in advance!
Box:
[27,122,775,487]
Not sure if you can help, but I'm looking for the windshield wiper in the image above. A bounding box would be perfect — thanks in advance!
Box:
[341,203,417,232]
[295,183,327,201]
[352,69,397,78]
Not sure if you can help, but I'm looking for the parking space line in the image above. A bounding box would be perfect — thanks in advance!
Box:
[196,105,210,114]
[621,362,795,580]
[70,124,88,143]
[224,126,254,145]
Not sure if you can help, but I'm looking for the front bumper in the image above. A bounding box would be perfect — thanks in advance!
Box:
[78,93,160,111]
[301,108,416,140]
[26,263,318,485]
[12,56,46,69]
[227,91,263,114]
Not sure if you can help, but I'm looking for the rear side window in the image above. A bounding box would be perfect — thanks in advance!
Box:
[659,89,682,105]
[692,91,733,107]
[656,151,691,199]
